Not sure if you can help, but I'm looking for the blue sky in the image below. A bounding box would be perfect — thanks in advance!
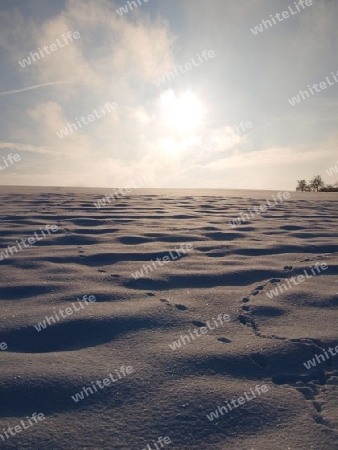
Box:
[0,0,337,189]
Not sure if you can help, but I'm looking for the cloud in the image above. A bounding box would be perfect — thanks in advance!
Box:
[26,101,93,158]
[188,143,338,190]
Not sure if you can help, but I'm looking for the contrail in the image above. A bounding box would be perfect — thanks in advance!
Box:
[0,81,71,96]
[0,142,60,155]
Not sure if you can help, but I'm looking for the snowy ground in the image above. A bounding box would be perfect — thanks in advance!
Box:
[0,187,337,450]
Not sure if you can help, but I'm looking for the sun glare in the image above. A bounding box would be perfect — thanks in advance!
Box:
[160,90,203,132]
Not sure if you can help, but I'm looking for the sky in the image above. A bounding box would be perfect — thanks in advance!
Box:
[0,0,337,190]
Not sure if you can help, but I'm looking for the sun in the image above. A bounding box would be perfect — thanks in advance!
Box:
[160,90,203,133]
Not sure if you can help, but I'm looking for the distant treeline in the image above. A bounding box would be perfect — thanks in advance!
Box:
[296,175,338,192]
